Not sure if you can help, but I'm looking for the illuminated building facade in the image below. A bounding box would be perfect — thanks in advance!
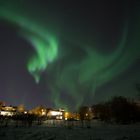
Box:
[47,109,64,120]
[0,106,17,116]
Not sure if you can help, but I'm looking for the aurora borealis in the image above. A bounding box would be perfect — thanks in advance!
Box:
[0,4,58,83]
[0,0,140,110]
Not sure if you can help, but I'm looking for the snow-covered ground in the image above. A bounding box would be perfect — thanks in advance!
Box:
[0,121,140,140]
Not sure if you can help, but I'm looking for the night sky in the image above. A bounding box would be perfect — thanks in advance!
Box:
[0,0,140,111]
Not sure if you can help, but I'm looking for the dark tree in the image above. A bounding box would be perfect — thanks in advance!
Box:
[79,106,91,127]
[92,96,140,124]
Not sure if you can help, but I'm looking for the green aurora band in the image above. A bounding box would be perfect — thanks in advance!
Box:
[0,3,58,83]
[0,1,140,110]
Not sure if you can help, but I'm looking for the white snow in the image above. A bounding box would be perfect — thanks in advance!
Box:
[0,121,140,140]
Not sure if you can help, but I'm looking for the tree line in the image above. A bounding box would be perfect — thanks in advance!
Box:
[79,96,140,124]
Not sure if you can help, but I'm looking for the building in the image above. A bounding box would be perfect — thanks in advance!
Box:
[29,106,47,116]
[47,109,64,120]
[0,105,17,116]
[64,112,80,120]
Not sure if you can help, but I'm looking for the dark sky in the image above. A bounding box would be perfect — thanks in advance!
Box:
[0,0,140,111]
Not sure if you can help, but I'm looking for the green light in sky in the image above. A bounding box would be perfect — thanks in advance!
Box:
[23,30,58,83]
[0,6,58,83]
[0,1,140,110]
